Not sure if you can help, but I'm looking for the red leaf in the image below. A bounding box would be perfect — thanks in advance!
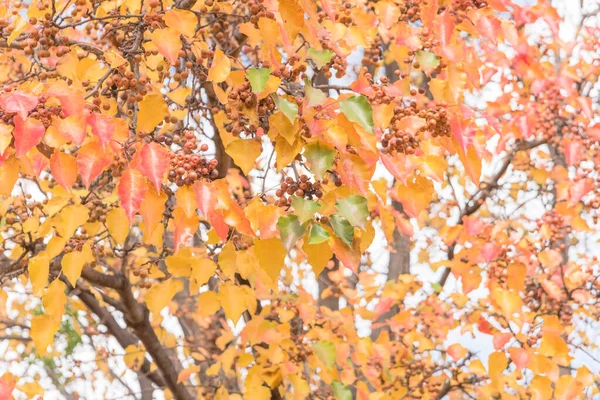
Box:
[193,181,217,217]
[0,91,38,119]
[118,168,148,224]
[46,83,86,117]
[87,113,116,148]
[136,142,169,193]
[50,151,78,190]
[77,141,111,188]
[13,116,45,157]
[0,374,15,400]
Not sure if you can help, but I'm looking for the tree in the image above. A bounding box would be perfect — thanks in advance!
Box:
[0,0,599,398]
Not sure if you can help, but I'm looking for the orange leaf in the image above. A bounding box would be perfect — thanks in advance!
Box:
[54,115,87,146]
[50,151,77,190]
[77,141,111,188]
[139,184,167,239]
[164,9,198,38]
[150,28,182,65]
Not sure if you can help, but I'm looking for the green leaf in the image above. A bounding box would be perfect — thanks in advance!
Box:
[247,68,271,93]
[415,50,440,73]
[303,141,336,180]
[330,214,354,247]
[304,78,326,107]
[332,381,352,400]
[308,222,330,244]
[340,95,374,133]
[336,195,368,230]
[273,95,298,122]
[277,215,306,251]
[313,340,336,368]
[291,196,321,224]
[308,48,334,69]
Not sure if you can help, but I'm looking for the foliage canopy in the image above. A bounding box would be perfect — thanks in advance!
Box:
[0,0,599,399]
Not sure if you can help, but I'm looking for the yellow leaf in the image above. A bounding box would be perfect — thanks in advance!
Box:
[137,93,168,133]
[269,111,299,145]
[8,15,27,46]
[190,258,218,293]
[106,207,129,245]
[43,279,67,322]
[218,283,248,323]
[208,48,231,83]
[55,204,89,239]
[145,279,181,315]
[236,249,260,279]
[29,253,49,296]
[0,157,19,196]
[254,238,286,282]
[279,0,305,41]
[166,86,192,107]
[302,241,332,277]
[218,241,237,279]
[225,139,262,175]
[17,381,44,398]
[176,184,197,218]
[165,254,193,278]
[46,237,67,259]
[164,9,198,38]
[62,251,86,286]
[124,344,144,370]
[197,291,221,317]
[76,58,109,84]
[22,217,39,234]
[0,124,13,154]
[30,314,60,356]
[104,49,128,68]
[275,138,303,171]
[530,375,552,400]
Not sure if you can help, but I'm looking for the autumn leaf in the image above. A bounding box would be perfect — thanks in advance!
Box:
[225,139,262,175]
[208,48,231,83]
[340,96,374,133]
[150,28,182,65]
[118,168,148,224]
[50,151,78,190]
[164,9,198,38]
[329,214,354,247]
[313,341,336,368]
[146,279,181,314]
[77,141,111,188]
[30,314,60,356]
[136,142,169,192]
[291,196,321,224]
[277,215,305,251]
[13,116,45,157]
[303,141,336,179]
[247,68,271,93]
[0,91,38,119]
[137,94,168,134]
[335,195,368,230]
